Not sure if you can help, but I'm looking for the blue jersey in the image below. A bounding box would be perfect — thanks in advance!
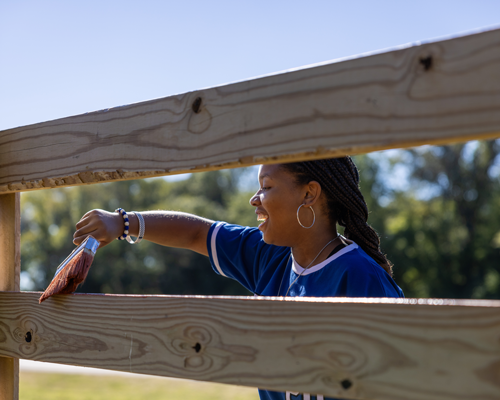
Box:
[207,222,404,400]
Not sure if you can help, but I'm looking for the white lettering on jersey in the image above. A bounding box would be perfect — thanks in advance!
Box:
[286,392,324,400]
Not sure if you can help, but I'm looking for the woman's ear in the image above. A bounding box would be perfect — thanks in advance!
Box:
[302,180,322,206]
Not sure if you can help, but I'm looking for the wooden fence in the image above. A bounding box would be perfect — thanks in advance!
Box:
[1,26,500,400]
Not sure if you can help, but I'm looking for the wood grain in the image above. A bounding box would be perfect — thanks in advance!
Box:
[1,292,500,399]
[1,28,500,193]
[0,194,20,400]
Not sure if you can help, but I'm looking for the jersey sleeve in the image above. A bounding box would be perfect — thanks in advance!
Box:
[207,222,270,293]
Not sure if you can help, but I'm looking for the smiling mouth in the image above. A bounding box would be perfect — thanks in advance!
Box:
[257,214,268,228]
[257,213,268,222]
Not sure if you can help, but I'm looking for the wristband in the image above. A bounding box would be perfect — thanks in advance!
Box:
[127,212,145,244]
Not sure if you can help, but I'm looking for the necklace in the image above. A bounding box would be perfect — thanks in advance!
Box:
[278,235,339,297]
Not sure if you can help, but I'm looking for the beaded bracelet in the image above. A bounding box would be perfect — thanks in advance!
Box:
[127,211,145,244]
[115,208,130,240]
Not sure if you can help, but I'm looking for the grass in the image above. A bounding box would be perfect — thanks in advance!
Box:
[20,372,259,400]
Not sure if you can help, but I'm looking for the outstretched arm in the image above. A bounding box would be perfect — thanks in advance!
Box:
[73,209,214,256]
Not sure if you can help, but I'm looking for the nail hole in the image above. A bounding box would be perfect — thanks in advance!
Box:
[192,97,202,114]
[419,56,433,71]
[341,379,352,390]
[192,342,201,353]
[25,331,32,343]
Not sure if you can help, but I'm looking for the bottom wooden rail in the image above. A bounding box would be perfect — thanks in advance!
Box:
[0,292,500,400]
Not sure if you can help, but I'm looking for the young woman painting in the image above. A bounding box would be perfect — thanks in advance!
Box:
[74,156,403,400]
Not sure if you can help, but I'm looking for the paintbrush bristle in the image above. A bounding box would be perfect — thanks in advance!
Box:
[39,238,98,304]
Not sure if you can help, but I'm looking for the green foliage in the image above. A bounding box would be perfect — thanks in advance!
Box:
[21,141,500,299]
[354,140,500,299]
[21,169,258,296]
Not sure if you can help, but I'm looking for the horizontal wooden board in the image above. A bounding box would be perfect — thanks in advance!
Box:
[1,28,500,193]
[1,292,500,399]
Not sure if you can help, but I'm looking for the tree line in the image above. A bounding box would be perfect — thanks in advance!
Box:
[20,139,500,299]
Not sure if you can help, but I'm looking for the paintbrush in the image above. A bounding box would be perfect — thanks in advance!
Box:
[39,236,99,304]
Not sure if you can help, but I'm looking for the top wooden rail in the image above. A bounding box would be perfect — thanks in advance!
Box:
[1,27,500,193]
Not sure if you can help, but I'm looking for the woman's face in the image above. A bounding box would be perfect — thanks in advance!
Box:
[249,164,308,246]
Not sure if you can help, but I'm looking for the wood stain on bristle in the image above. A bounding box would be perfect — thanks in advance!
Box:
[39,236,99,304]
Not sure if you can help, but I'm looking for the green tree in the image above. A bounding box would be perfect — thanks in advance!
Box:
[21,169,258,296]
[22,142,500,300]
[355,140,500,299]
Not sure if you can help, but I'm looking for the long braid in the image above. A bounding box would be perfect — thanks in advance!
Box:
[282,157,393,276]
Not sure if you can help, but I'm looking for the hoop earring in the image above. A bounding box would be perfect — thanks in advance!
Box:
[297,204,315,229]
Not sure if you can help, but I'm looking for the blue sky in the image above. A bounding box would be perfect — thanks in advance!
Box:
[1,0,500,131]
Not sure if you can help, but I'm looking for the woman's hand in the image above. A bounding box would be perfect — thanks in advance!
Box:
[73,209,124,248]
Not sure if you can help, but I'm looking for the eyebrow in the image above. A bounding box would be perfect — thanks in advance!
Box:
[259,173,271,181]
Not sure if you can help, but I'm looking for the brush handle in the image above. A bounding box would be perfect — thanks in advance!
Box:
[54,236,98,278]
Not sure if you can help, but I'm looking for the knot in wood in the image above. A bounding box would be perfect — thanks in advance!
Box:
[192,97,202,113]
[192,342,202,353]
[341,379,353,390]
[419,56,433,71]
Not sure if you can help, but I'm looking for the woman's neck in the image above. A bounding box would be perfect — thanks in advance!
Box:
[291,229,340,269]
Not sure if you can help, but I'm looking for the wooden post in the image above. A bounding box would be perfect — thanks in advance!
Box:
[0,193,20,400]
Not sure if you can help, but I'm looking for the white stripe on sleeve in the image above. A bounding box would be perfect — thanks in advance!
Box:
[210,222,226,277]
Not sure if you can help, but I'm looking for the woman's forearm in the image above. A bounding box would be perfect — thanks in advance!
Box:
[73,209,214,256]
[128,211,213,255]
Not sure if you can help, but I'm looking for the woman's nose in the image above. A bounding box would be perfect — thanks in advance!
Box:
[249,193,261,206]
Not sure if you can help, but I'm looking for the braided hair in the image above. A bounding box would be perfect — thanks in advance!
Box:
[282,157,393,276]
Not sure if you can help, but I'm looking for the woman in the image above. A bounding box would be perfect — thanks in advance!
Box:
[74,156,403,400]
